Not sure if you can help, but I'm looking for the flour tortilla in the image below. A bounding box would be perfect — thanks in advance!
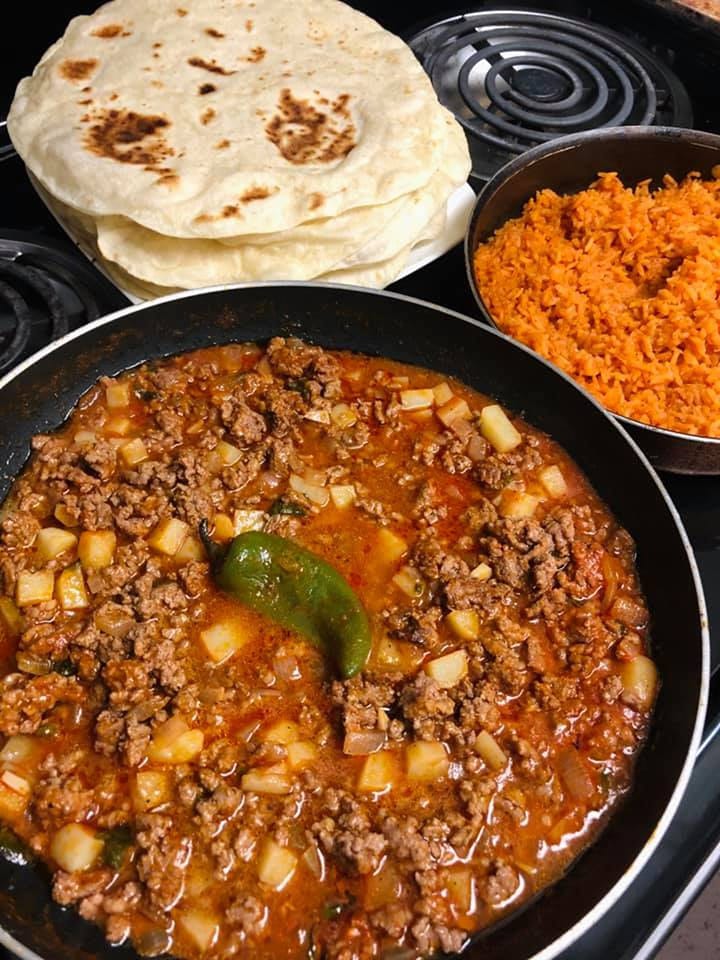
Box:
[91,169,455,285]
[8,0,467,239]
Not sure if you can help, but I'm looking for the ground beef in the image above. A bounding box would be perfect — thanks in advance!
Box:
[399,674,455,741]
[313,793,387,875]
[332,676,397,736]
[385,606,442,647]
[226,895,268,937]
[136,813,192,911]
[0,672,84,736]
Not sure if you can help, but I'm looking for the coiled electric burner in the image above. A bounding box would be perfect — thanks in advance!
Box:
[408,10,693,179]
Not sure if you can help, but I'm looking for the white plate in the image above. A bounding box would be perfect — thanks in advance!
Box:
[28,172,476,302]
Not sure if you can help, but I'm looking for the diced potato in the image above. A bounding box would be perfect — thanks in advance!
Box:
[330,403,358,427]
[357,751,395,793]
[399,389,434,411]
[470,562,492,581]
[287,741,317,770]
[263,721,300,745]
[364,864,402,910]
[257,838,298,890]
[147,716,204,764]
[215,440,242,466]
[200,621,245,663]
[119,438,148,467]
[432,382,454,406]
[289,473,329,507]
[78,530,116,570]
[105,381,131,409]
[446,867,474,914]
[212,514,235,541]
[233,509,265,534]
[405,741,449,782]
[0,597,22,637]
[479,404,522,453]
[376,528,407,566]
[104,415,132,436]
[446,610,480,642]
[36,527,77,562]
[0,769,31,797]
[0,735,41,772]
[436,396,471,427]
[620,656,658,710]
[16,569,54,607]
[374,636,423,674]
[50,824,103,872]
[409,409,434,424]
[132,770,171,812]
[176,535,206,563]
[177,908,219,952]
[329,484,356,509]
[392,565,424,599]
[56,564,89,611]
[539,465,568,498]
[475,730,507,771]
[54,504,77,528]
[73,430,97,446]
[0,777,30,819]
[148,518,190,556]
[241,768,292,795]
[425,650,468,688]
[498,489,539,519]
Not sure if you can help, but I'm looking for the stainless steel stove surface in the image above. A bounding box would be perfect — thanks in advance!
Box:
[0,1,719,959]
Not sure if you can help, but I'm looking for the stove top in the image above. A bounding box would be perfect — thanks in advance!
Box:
[408,10,693,179]
[0,2,720,960]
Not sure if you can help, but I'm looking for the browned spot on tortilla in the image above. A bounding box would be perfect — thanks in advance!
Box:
[200,108,216,125]
[246,46,265,63]
[187,56,236,75]
[176,7,187,15]
[245,19,254,31]
[156,172,180,186]
[91,24,127,38]
[222,205,239,218]
[215,139,231,149]
[153,42,163,48]
[199,83,216,95]
[309,192,324,210]
[265,89,356,165]
[60,59,98,82]
[84,108,174,171]
[240,186,271,202]
[205,27,225,37]
[109,92,119,100]
[77,98,93,106]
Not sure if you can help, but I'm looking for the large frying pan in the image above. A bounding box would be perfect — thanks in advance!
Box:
[0,284,708,960]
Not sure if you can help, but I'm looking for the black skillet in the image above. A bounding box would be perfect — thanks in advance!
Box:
[0,284,708,960]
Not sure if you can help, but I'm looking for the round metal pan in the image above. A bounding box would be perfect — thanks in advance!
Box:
[0,283,709,960]
[464,126,720,475]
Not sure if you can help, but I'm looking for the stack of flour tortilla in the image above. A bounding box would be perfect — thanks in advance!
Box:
[7,0,471,295]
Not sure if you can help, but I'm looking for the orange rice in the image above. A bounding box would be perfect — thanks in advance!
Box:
[473,171,720,437]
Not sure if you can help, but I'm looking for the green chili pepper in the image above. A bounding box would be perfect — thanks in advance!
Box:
[199,524,371,679]
[101,825,134,869]
[268,497,307,517]
[54,658,76,677]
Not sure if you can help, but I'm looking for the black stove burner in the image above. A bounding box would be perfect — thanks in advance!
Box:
[408,10,694,179]
[0,234,128,375]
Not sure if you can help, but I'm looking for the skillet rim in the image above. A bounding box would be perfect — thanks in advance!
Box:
[0,281,709,960]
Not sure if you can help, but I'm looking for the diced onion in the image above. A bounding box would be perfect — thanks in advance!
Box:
[289,473,329,507]
[557,747,594,801]
[342,730,386,756]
